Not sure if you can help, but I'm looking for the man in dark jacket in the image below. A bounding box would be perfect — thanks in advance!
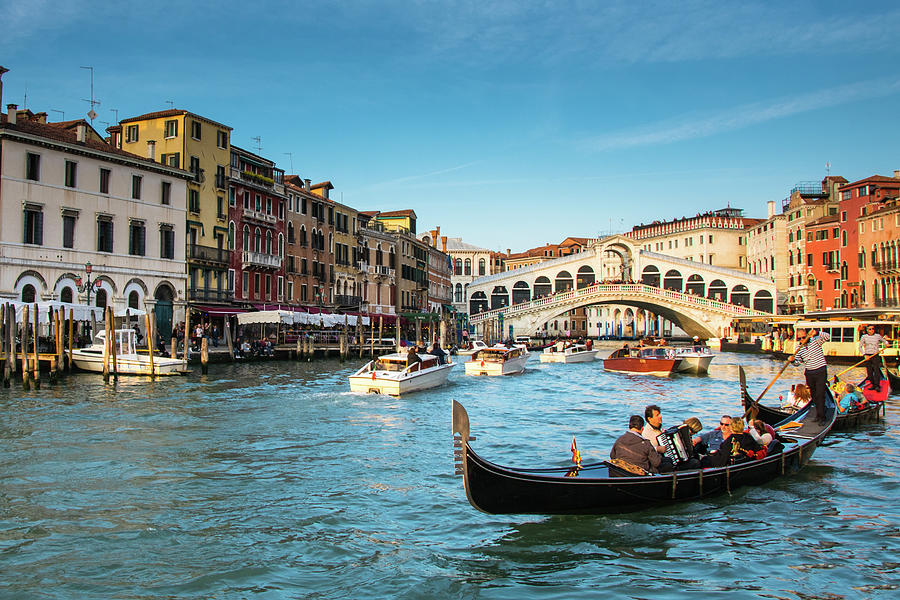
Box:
[610,415,662,473]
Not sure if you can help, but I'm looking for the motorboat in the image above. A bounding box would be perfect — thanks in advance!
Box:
[603,345,681,376]
[456,340,488,358]
[539,341,599,364]
[70,329,185,375]
[349,352,454,396]
[451,369,836,514]
[672,344,714,374]
[464,344,529,376]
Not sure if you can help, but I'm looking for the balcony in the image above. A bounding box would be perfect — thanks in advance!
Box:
[874,298,900,307]
[368,264,394,278]
[242,250,282,269]
[873,259,899,274]
[242,208,277,225]
[189,288,233,303]
[188,244,231,266]
[824,262,838,273]
[334,295,364,308]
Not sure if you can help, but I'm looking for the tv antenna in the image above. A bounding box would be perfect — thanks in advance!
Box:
[165,100,174,109]
[51,109,64,121]
[80,66,100,122]
[826,161,831,176]
[251,136,262,153]
[110,108,118,123]
[284,152,293,172]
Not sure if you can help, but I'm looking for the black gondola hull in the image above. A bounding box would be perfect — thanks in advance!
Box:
[743,389,883,431]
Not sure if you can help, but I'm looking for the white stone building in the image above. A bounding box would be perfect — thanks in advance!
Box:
[0,105,191,336]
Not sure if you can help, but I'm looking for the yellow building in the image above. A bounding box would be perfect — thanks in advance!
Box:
[116,109,233,304]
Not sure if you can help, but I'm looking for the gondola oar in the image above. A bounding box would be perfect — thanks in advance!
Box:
[744,360,793,420]
[832,351,878,381]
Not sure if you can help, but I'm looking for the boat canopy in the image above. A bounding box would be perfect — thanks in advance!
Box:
[238,309,371,327]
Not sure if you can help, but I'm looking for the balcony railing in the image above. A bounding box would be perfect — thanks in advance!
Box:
[873,259,899,273]
[189,288,233,303]
[242,208,277,224]
[242,250,282,269]
[334,295,363,308]
[368,264,394,277]
[874,298,900,307]
[188,244,231,265]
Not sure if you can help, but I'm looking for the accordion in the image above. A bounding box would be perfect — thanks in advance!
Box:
[660,424,694,464]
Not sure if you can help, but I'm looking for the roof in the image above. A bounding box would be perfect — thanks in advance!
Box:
[444,237,490,252]
[0,113,190,177]
[841,175,900,188]
[807,214,841,227]
[377,209,417,218]
[119,108,232,131]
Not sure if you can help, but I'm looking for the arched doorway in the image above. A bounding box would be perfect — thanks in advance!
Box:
[576,266,595,288]
[731,284,750,307]
[555,271,573,293]
[469,291,489,314]
[708,279,727,302]
[753,290,773,312]
[154,284,175,340]
[512,281,530,304]
[641,265,660,287]
[490,286,509,310]
[60,287,73,303]
[663,269,683,292]
[534,276,552,298]
[685,274,705,296]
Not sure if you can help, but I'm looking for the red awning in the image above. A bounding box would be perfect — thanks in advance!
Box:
[192,305,247,316]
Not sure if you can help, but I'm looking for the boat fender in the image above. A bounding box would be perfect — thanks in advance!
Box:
[480,360,485,367]
[372,372,376,380]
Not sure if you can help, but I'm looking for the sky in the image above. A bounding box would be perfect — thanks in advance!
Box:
[2,0,899,252]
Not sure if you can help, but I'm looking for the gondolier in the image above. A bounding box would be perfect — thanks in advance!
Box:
[858,325,887,383]
[788,328,830,425]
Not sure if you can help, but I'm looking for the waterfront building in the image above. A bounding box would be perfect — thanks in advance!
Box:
[308,182,337,307]
[745,200,788,312]
[284,176,321,306]
[626,208,761,271]
[855,184,900,308]
[0,104,190,336]
[116,109,233,308]
[374,210,427,314]
[227,145,286,305]
[837,174,900,308]
[805,214,842,310]
[419,227,453,315]
[332,197,361,311]
[783,178,843,314]
[442,236,494,315]
[357,212,397,316]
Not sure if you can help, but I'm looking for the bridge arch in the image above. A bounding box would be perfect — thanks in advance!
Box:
[642,265,660,287]
[576,266,595,288]
[555,271,573,293]
[685,274,705,296]
[491,286,509,310]
[753,290,773,312]
[512,281,531,304]
[708,279,727,301]
[731,284,750,307]
[663,269,683,292]
[534,276,552,298]
[470,291,488,314]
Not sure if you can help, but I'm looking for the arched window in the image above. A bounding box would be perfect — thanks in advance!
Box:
[554,270,574,293]
[490,286,509,310]
[576,266,595,288]
[641,265,660,287]
[512,281,531,304]
[21,284,36,303]
[228,221,235,250]
[663,269,683,292]
[267,230,273,254]
[534,276,552,297]
[254,228,262,253]
[128,290,140,309]
[278,233,284,257]
[478,258,486,276]
[299,225,307,246]
[60,287,73,303]
[243,225,251,251]
[455,258,462,276]
[287,222,295,244]
[454,283,463,302]
[95,288,107,308]
[464,258,472,276]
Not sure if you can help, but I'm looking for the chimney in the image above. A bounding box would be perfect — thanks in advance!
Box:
[507,248,511,255]
[441,236,447,252]
[7,103,16,124]
[304,178,311,191]
[0,66,7,110]
[894,170,900,179]
[76,122,86,143]
[429,229,438,246]
[146,140,156,161]
[767,200,775,219]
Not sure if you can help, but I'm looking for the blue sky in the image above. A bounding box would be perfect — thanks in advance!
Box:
[3,1,899,251]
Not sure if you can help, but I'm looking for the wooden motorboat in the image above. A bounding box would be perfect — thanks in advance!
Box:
[70,329,186,375]
[349,352,454,396]
[539,342,599,364]
[456,340,488,359]
[741,370,884,431]
[451,370,835,514]
[603,346,681,376]
[672,345,714,374]
[464,344,529,376]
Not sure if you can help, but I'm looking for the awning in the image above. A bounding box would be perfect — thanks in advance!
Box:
[237,310,294,325]
[115,307,147,317]
[3,301,104,323]
[193,305,248,316]
[400,312,440,321]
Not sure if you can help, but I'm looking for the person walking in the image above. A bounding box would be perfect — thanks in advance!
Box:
[788,327,831,425]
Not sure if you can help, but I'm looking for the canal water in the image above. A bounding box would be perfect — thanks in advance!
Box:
[1,350,897,599]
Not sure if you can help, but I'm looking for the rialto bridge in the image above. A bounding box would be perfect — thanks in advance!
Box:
[466,235,775,340]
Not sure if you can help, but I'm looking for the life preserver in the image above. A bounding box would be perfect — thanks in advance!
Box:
[480,360,485,367]
[371,372,376,380]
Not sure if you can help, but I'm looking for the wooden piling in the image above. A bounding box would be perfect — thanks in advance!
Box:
[357,315,363,358]
[440,317,447,350]
[378,316,383,356]
[102,307,110,383]
[200,337,209,374]
[415,318,421,348]
[146,310,155,377]
[67,309,74,372]
[22,305,31,390]
[109,307,119,382]
[7,304,16,382]
[183,311,191,372]
[32,303,40,390]
[224,320,234,361]
[369,316,375,357]
[1,303,8,388]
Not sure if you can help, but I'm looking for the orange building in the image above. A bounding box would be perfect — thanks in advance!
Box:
[805,214,841,310]
[858,196,900,307]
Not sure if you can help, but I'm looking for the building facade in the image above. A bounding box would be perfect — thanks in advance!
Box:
[357,213,396,316]
[745,200,788,312]
[805,214,842,310]
[858,196,900,307]
[1,106,190,337]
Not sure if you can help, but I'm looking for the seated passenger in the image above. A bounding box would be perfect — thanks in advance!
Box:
[610,415,662,474]
[430,341,447,365]
[724,417,762,463]
[836,383,864,413]
[748,419,773,446]
[407,346,420,366]
[782,384,811,411]
[696,415,732,455]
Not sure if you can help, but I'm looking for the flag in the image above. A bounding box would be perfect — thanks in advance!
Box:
[570,436,581,467]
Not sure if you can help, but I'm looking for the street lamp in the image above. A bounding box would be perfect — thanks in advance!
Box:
[74,262,98,306]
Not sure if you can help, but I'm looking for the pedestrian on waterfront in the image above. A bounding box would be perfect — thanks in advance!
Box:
[859,325,887,383]
[788,327,831,425]
[211,324,219,347]
[610,415,662,474]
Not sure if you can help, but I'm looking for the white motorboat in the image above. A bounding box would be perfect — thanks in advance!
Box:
[539,342,599,363]
[456,340,488,359]
[70,329,186,375]
[673,345,714,374]
[464,344,529,376]
[349,352,454,396]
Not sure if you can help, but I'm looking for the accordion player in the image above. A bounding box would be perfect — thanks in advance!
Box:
[659,424,695,466]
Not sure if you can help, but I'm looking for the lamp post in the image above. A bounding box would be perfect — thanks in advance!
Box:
[74,262,98,335]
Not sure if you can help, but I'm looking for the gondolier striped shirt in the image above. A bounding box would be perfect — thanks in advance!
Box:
[792,331,830,371]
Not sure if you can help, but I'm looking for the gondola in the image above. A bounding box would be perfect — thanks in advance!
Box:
[451,368,835,515]
[741,369,885,431]
[884,358,900,394]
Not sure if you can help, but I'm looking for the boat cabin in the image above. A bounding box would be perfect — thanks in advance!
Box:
[374,354,439,372]
[477,346,526,362]
[89,329,138,356]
